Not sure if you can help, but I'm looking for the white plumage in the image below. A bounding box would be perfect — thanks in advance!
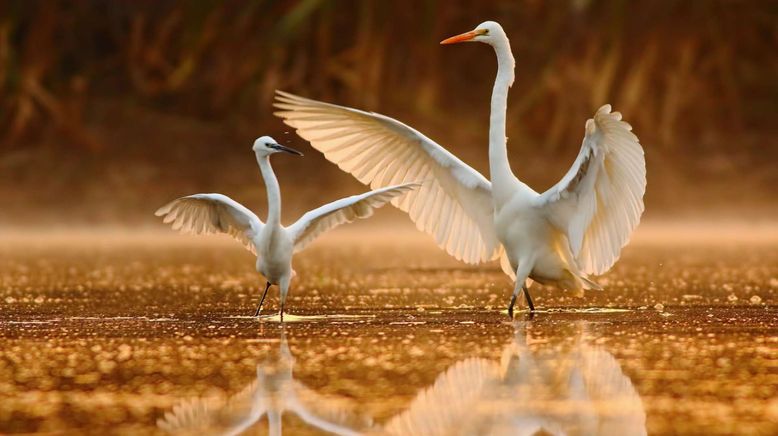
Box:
[275,91,499,265]
[156,193,263,255]
[275,21,646,314]
[288,186,419,253]
[536,105,646,275]
[155,136,417,319]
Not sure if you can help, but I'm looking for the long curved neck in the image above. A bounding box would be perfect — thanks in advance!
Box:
[257,155,282,227]
[488,38,516,199]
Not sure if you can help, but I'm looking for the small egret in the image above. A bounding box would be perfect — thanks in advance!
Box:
[155,136,417,319]
[274,21,646,315]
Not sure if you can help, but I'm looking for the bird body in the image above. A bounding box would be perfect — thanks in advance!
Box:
[156,136,417,318]
[275,21,645,314]
[497,206,571,287]
[257,225,293,286]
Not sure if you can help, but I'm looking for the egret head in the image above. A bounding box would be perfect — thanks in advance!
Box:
[252,135,303,157]
[440,21,506,46]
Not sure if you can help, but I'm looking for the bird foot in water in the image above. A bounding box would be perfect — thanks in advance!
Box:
[254,282,271,317]
[507,295,517,318]
[523,285,536,312]
[508,288,536,318]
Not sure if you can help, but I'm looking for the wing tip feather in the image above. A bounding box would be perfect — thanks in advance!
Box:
[154,198,181,217]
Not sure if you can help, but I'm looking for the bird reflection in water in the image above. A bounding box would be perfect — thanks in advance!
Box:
[380,320,646,436]
[158,321,645,436]
[157,327,370,436]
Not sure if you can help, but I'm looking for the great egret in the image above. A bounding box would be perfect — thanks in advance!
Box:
[274,21,646,315]
[155,136,417,319]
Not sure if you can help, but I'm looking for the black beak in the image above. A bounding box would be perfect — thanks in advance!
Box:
[270,143,303,156]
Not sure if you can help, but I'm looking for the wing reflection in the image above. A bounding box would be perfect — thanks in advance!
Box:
[381,321,646,436]
[158,328,369,436]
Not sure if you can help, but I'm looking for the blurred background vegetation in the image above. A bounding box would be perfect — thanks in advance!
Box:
[0,0,775,225]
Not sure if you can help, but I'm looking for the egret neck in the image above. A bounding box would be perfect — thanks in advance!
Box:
[257,155,282,227]
[488,35,518,206]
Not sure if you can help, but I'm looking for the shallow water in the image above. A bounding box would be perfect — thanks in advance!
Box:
[0,228,776,434]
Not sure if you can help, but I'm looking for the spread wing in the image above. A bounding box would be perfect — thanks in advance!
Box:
[274,91,499,264]
[287,183,418,253]
[535,105,646,275]
[155,193,263,255]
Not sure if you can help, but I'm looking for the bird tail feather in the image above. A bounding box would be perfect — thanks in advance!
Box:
[580,275,603,291]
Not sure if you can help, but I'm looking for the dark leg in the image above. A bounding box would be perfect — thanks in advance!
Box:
[254,282,271,317]
[508,294,517,318]
[522,285,535,312]
[279,303,285,322]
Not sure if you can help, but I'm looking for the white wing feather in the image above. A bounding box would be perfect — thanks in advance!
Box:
[155,194,263,255]
[274,91,499,264]
[535,105,646,275]
[288,183,418,253]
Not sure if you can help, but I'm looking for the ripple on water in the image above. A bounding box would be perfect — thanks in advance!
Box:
[225,313,377,323]
[500,307,634,315]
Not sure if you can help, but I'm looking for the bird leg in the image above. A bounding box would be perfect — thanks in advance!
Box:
[508,294,518,318]
[278,276,290,322]
[254,281,271,317]
[508,259,535,317]
[522,285,535,312]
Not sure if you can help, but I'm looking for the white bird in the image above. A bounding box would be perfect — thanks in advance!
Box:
[155,136,417,319]
[273,21,646,315]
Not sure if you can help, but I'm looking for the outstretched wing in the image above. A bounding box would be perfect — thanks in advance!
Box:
[274,91,499,264]
[287,183,418,253]
[535,105,646,275]
[155,194,263,255]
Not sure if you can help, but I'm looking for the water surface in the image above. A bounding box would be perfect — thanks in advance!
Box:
[0,228,776,434]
